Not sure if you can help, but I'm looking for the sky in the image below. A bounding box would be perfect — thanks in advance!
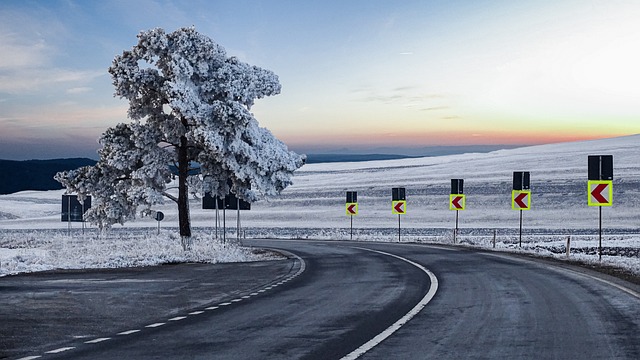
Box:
[1,0,639,160]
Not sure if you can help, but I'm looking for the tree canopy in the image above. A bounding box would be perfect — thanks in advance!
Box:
[56,27,305,238]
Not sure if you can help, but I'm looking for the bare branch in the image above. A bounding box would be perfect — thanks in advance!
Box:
[163,191,179,203]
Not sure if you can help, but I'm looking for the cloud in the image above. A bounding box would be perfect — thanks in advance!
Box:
[67,87,93,94]
[353,86,448,109]
[0,33,50,69]
[421,106,449,111]
[0,69,104,94]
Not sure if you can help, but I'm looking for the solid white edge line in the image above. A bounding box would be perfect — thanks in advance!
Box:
[340,247,439,360]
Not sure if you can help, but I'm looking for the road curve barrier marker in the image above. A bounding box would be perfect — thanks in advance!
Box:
[512,190,531,210]
[449,194,465,210]
[346,203,358,215]
[392,200,406,215]
[588,180,612,206]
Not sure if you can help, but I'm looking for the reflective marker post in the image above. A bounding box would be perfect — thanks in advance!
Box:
[588,155,613,261]
[346,192,358,241]
[392,188,406,243]
[450,179,465,244]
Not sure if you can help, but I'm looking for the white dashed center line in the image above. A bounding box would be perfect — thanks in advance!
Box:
[117,329,140,335]
[84,337,111,344]
[45,347,75,354]
[145,323,165,328]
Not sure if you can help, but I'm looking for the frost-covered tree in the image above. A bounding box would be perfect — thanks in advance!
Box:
[56,27,304,242]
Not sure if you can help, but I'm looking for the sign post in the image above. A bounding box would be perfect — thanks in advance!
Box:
[392,188,406,242]
[154,211,164,235]
[346,191,358,240]
[512,171,531,247]
[450,179,465,243]
[588,155,613,260]
[61,195,92,236]
[203,191,251,243]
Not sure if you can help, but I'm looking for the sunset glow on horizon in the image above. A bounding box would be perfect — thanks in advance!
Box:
[1,0,639,159]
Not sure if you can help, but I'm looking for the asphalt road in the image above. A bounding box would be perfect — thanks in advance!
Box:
[2,240,639,359]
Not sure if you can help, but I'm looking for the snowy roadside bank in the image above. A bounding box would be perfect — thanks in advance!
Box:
[0,229,280,277]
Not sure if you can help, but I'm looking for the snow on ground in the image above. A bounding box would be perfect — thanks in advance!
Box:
[1,135,639,277]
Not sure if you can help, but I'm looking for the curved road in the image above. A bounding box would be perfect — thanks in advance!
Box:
[3,240,640,359]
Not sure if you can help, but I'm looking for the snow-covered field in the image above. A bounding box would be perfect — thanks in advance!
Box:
[1,135,639,277]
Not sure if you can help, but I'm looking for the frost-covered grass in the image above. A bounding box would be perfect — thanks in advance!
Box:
[0,229,274,277]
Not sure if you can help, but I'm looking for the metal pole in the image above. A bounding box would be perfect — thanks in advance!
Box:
[493,229,496,248]
[350,215,353,241]
[157,220,160,235]
[599,206,602,261]
[454,210,459,244]
[223,198,226,244]
[81,201,85,235]
[215,197,219,239]
[237,198,240,241]
[67,196,71,236]
[519,209,523,247]
[398,214,401,242]
[598,157,603,261]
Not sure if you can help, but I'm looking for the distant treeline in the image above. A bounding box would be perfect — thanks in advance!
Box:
[0,158,96,195]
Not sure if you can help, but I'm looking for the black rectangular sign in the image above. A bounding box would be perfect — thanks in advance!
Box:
[203,192,251,210]
[61,195,91,222]
[392,187,406,201]
[346,191,357,203]
[451,179,464,194]
[513,171,531,190]
[588,155,613,180]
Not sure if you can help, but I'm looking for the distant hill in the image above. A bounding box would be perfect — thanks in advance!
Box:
[304,154,415,163]
[0,158,96,195]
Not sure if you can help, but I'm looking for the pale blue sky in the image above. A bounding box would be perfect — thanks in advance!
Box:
[1,0,639,159]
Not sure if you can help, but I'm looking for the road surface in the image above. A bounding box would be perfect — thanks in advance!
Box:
[2,240,639,359]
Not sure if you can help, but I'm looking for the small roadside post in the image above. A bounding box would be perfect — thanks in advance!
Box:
[154,211,164,235]
[346,191,358,240]
[392,188,406,242]
[512,171,531,247]
[450,179,465,243]
[588,155,613,261]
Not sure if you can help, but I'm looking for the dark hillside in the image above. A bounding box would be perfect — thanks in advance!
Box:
[0,158,96,195]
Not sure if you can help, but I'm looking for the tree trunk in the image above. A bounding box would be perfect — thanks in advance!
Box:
[177,133,191,241]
